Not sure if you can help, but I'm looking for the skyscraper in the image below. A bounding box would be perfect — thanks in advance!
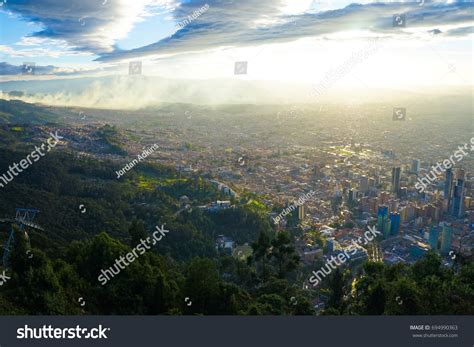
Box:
[450,178,464,218]
[377,206,389,239]
[377,205,388,229]
[391,167,401,197]
[448,169,466,218]
[428,226,439,250]
[440,224,453,255]
[445,168,454,209]
[390,212,401,236]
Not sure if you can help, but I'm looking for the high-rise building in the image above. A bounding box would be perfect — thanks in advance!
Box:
[399,206,408,223]
[348,189,357,203]
[297,205,305,221]
[445,168,454,206]
[411,159,420,174]
[451,177,465,218]
[440,224,453,255]
[377,205,390,239]
[428,226,439,250]
[465,197,472,211]
[377,205,388,230]
[391,167,401,197]
[424,204,439,222]
[390,212,401,236]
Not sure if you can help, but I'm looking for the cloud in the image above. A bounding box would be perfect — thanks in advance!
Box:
[444,26,473,37]
[96,0,474,62]
[2,0,472,68]
[3,0,176,54]
[0,42,90,59]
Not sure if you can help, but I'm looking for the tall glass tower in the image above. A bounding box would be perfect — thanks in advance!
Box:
[377,206,388,232]
[452,178,465,218]
[390,212,401,236]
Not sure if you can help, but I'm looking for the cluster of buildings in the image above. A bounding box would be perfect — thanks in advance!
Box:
[351,165,473,262]
[292,157,472,268]
[56,105,472,270]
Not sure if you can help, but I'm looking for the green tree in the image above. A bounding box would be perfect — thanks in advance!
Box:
[128,219,147,246]
[270,231,299,278]
[184,258,220,314]
[251,230,272,281]
[328,268,344,311]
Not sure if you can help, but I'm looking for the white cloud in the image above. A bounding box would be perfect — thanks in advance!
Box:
[5,0,177,54]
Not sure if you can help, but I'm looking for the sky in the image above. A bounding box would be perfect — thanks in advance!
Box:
[0,0,472,91]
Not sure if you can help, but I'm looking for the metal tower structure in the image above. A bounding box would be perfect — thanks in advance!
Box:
[1,208,43,268]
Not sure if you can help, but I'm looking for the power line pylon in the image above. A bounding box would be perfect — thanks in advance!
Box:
[1,208,43,268]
